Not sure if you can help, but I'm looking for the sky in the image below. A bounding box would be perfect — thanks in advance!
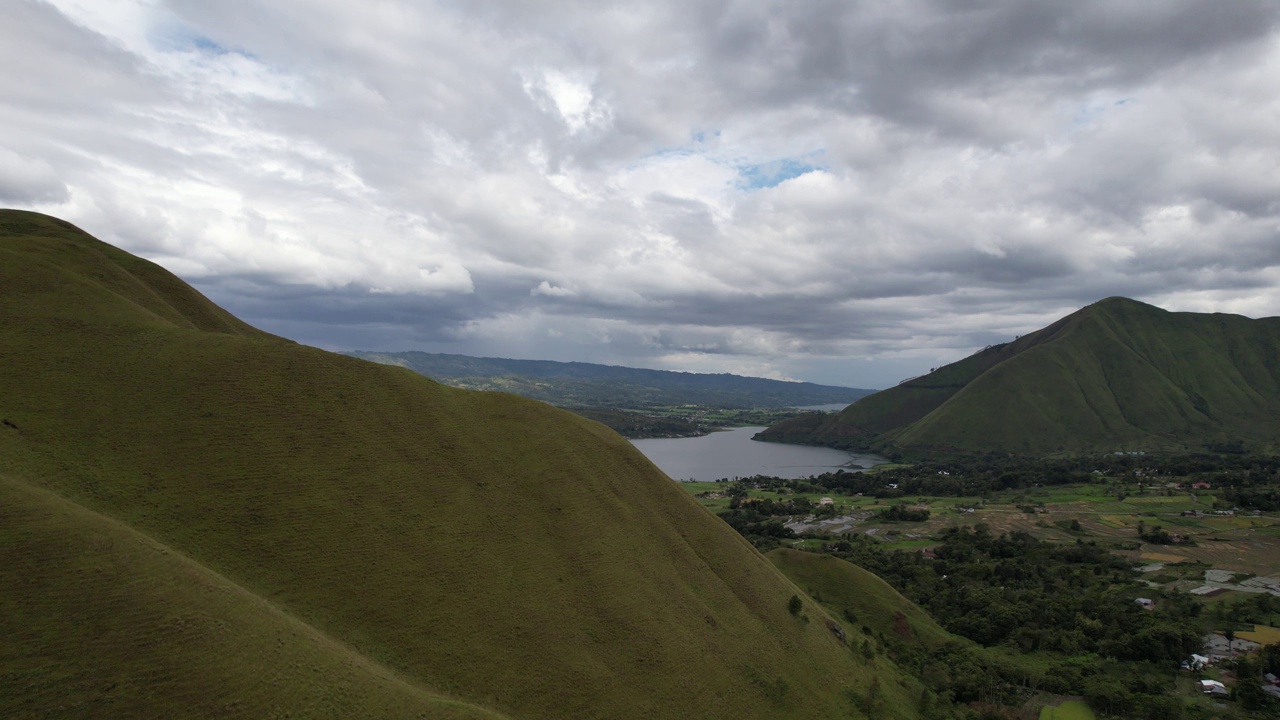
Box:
[3,0,1280,389]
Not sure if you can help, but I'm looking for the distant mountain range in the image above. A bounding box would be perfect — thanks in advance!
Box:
[759,297,1280,456]
[342,350,875,409]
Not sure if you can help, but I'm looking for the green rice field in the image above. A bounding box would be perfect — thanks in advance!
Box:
[1039,700,1096,720]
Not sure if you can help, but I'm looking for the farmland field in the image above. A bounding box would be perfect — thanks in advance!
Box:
[1039,700,1096,720]
[680,477,1280,577]
[673,450,1280,719]
[1238,624,1280,645]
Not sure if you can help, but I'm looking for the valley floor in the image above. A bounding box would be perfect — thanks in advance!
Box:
[687,452,1280,718]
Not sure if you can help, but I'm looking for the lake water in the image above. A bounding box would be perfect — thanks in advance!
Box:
[629,426,886,482]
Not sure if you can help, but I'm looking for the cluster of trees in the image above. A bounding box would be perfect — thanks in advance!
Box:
[717,518,1280,717]
[727,492,814,515]
[826,526,1204,662]
[906,644,1192,718]
[878,504,930,522]
[808,528,1234,718]
[1207,591,1280,630]
[730,463,1093,499]
[725,452,1280,511]
[1182,456,1280,511]
[710,453,1280,717]
[1136,520,1193,546]
[716,502,796,549]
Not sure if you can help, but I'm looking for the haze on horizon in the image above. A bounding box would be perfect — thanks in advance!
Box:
[3,0,1279,389]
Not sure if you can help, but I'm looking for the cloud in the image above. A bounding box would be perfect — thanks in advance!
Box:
[531,281,576,298]
[4,0,1280,388]
[0,147,69,203]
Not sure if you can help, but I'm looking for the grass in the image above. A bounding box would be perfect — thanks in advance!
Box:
[766,548,957,651]
[1038,700,1096,720]
[0,475,504,720]
[769,296,1280,456]
[1238,625,1280,645]
[0,210,919,720]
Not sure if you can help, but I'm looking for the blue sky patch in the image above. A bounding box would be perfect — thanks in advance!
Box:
[151,21,241,58]
[189,34,229,55]
[736,155,826,190]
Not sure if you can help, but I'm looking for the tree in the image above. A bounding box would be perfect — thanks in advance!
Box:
[1261,642,1280,675]
[1083,675,1133,716]
[1234,655,1269,711]
[788,594,802,616]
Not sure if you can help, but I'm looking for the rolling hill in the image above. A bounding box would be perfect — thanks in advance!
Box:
[0,209,922,719]
[758,297,1280,456]
[766,548,957,652]
[343,351,873,409]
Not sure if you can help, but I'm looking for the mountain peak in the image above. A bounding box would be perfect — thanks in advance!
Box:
[1084,296,1164,314]
[762,297,1280,456]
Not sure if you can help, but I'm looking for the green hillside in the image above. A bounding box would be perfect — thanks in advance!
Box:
[344,350,873,409]
[759,297,1280,456]
[767,549,956,652]
[0,475,505,720]
[0,209,918,719]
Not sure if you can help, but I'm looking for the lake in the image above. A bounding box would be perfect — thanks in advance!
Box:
[629,426,887,482]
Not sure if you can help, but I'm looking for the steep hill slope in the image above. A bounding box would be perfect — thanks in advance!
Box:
[759,297,1280,456]
[0,210,918,719]
[767,549,956,652]
[0,475,505,720]
[344,350,873,408]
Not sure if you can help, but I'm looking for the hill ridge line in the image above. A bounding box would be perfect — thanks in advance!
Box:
[759,296,1280,455]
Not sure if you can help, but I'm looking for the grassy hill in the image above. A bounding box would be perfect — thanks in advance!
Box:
[0,210,920,719]
[759,297,1280,456]
[766,549,1080,712]
[344,350,873,409]
[0,475,506,720]
[766,548,956,652]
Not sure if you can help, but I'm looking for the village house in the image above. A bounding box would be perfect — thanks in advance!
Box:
[1200,679,1228,696]
[1184,654,1210,671]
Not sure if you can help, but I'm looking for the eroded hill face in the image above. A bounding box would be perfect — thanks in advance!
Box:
[760,297,1280,456]
[0,211,919,720]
